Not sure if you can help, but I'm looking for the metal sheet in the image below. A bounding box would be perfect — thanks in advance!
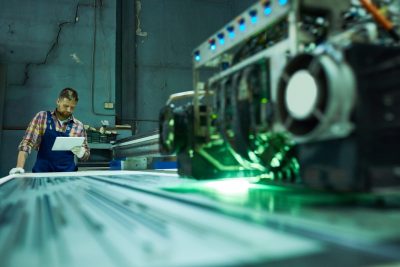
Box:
[1,171,400,266]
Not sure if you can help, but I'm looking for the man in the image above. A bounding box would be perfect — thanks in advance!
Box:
[9,88,90,174]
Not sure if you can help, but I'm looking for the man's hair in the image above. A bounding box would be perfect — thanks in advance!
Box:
[59,87,79,102]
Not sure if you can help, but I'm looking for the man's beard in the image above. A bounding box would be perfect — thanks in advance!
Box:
[56,108,71,119]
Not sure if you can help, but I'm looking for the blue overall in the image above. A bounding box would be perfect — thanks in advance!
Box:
[32,111,77,172]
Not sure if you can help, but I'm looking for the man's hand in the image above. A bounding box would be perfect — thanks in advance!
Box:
[71,146,85,159]
[9,167,25,175]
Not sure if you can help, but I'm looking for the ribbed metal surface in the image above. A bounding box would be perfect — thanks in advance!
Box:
[1,171,400,267]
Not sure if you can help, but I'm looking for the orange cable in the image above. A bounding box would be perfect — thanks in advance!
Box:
[359,0,394,30]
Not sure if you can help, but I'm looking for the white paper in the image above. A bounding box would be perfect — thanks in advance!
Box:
[51,136,85,151]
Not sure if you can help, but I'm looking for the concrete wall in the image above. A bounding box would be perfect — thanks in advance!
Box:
[0,0,116,176]
[134,0,255,133]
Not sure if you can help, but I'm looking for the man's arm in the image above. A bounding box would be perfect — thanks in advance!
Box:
[16,151,28,168]
[10,111,46,175]
[9,151,28,175]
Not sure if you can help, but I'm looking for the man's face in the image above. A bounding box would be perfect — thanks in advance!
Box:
[56,98,77,119]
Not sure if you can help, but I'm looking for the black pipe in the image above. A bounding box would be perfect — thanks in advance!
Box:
[116,0,137,130]
[0,65,6,142]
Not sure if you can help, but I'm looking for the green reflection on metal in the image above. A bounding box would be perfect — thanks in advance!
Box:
[162,177,373,214]
[203,179,257,194]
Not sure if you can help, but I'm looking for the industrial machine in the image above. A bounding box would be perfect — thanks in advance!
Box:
[159,0,400,191]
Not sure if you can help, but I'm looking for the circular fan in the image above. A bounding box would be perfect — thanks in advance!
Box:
[277,53,356,142]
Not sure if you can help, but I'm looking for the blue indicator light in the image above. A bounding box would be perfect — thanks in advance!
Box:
[194,51,201,61]
[264,6,272,15]
[208,39,216,50]
[279,0,288,6]
[249,10,258,24]
[217,33,225,45]
[238,18,246,31]
[227,26,235,38]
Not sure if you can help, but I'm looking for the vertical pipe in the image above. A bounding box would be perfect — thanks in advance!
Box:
[0,64,6,147]
[117,0,137,130]
[115,0,122,124]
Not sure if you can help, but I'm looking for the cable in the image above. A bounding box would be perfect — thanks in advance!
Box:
[359,0,400,42]
[90,0,115,116]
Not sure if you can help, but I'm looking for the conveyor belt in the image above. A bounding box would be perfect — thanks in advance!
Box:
[1,171,400,267]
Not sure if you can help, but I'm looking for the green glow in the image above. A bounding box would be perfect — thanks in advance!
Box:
[270,172,275,180]
[203,178,256,195]
[167,132,174,141]
[200,177,297,192]
[248,151,260,163]
[270,157,281,168]
[261,98,268,104]
[225,145,265,171]
[168,119,174,127]
[197,147,246,171]
[256,145,265,155]
[211,114,218,119]
[258,173,273,180]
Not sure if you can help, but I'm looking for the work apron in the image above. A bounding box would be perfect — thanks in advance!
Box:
[32,111,77,172]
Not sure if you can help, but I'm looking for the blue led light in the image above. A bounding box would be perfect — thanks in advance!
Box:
[264,6,272,15]
[249,10,258,24]
[279,0,288,6]
[208,38,216,51]
[227,26,235,38]
[217,33,225,45]
[194,51,201,61]
[238,18,246,31]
